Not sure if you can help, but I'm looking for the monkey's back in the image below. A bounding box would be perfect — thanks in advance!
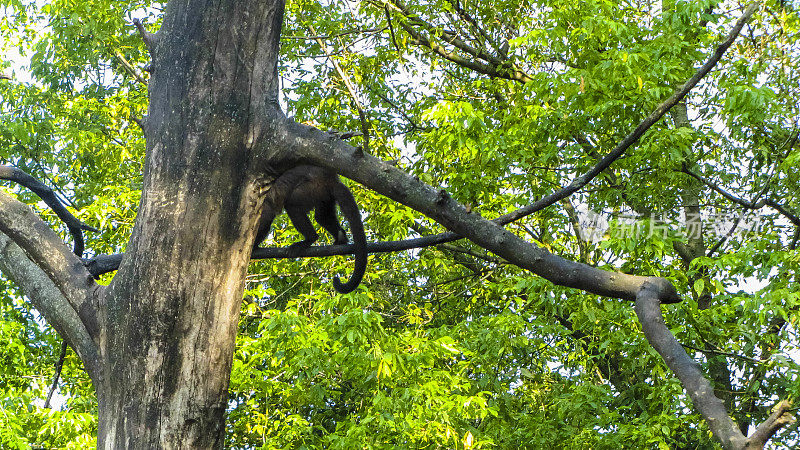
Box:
[284,166,338,211]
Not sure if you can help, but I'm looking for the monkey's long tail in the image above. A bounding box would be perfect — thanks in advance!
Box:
[331,182,367,294]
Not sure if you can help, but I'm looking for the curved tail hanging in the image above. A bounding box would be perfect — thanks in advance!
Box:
[330,181,367,294]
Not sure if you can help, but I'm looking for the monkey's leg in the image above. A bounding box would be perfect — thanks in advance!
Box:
[253,211,276,248]
[315,200,348,245]
[285,207,318,254]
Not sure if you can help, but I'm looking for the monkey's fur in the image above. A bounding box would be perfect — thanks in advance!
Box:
[254,165,367,294]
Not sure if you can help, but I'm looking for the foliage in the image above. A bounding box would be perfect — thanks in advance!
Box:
[1,0,799,448]
[0,285,96,447]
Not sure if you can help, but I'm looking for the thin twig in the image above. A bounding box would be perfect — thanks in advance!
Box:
[447,0,500,56]
[384,5,401,53]
[380,0,532,82]
[114,50,148,86]
[369,86,427,132]
[683,167,800,227]
[706,208,745,256]
[43,341,68,409]
[308,25,371,154]
[500,3,760,224]
[682,342,767,365]
[283,27,385,41]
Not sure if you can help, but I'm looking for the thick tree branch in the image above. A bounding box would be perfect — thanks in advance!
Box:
[283,118,681,303]
[259,3,753,265]
[133,19,159,57]
[0,165,99,256]
[634,282,746,449]
[271,7,769,448]
[254,11,748,262]
[0,193,101,345]
[278,2,756,263]
[747,400,795,449]
[0,232,100,381]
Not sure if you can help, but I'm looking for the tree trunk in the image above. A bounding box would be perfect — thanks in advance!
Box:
[95,1,285,446]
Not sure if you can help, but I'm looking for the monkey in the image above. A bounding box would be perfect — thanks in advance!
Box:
[254,165,367,294]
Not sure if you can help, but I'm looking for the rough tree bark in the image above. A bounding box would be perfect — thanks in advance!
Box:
[0,1,793,449]
[94,0,286,444]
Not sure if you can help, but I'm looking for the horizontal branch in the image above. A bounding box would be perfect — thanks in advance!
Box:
[682,342,766,365]
[283,115,680,303]
[85,235,466,277]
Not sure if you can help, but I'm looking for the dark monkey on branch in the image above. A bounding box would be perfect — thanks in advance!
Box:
[254,165,367,294]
